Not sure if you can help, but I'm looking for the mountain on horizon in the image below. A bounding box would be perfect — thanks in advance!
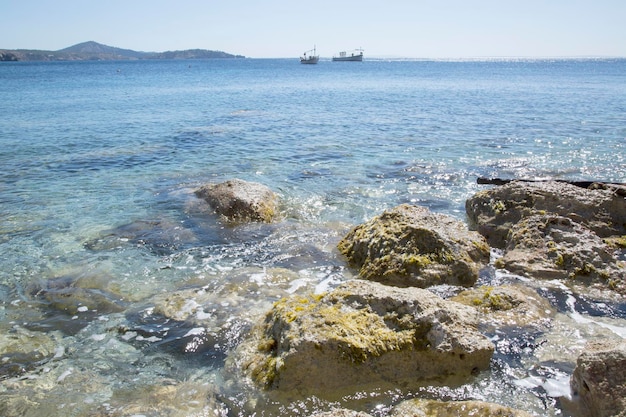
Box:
[59,41,148,59]
[0,41,245,61]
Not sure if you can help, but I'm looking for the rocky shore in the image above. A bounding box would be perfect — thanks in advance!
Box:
[1,178,624,417]
[226,179,625,416]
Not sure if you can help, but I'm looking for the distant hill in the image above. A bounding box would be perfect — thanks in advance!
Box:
[0,41,245,61]
[59,41,147,59]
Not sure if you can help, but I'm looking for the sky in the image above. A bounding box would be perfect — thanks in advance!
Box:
[2,0,625,58]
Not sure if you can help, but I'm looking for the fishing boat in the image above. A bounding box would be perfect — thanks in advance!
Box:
[300,46,319,64]
[332,48,363,62]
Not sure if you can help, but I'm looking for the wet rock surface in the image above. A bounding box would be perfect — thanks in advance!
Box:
[83,218,198,255]
[499,214,625,292]
[337,204,490,288]
[0,326,59,379]
[24,274,128,335]
[389,398,534,417]
[309,410,374,417]
[195,178,278,223]
[571,339,626,417]
[466,181,626,294]
[452,284,555,329]
[466,181,626,248]
[231,279,494,394]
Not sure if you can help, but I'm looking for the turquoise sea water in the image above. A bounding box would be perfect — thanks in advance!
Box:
[1,58,625,416]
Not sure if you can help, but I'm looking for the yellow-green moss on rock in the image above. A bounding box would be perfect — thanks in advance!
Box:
[466,180,626,249]
[497,214,626,295]
[338,204,490,288]
[452,284,554,329]
[231,280,494,394]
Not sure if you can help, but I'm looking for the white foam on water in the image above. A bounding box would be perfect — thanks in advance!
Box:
[183,327,205,338]
[549,279,626,339]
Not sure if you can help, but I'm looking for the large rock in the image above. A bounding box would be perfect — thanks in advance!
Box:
[389,398,533,417]
[571,340,626,417]
[232,279,494,394]
[466,181,626,248]
[195,179,278,223]
[497,214,625,293]
[337,204,490,288]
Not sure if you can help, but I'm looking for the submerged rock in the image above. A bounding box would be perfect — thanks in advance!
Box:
[389,398,533,417]
[309,410,373,417]
[452,284,555,329]
[231,279,493,394]
[102,380,227,417]
[337,204,490,288]
[195,178,278,223]
[25,274,128,335]
[0,326,58,378]
[84,218,198,255]
[498,214,625,293]
[571,339,626,417]
[28,274,127,316]
[466,181,626,248]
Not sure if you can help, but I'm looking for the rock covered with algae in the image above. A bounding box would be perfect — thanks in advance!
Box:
[452,284,555,329]
[465,180,626,249]
[497,214,625,294]
[195,178,278,223]
[230,279,494,394]
[337,204,490,288]
[466,180,626,294]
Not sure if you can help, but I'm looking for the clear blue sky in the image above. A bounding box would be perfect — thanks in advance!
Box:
[2,0,625,58]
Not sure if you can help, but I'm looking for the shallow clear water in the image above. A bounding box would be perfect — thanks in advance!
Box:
[0,58,625,416]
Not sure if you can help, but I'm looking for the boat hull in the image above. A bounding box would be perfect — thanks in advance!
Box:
[300,57,319,64]
[332,54,363,62]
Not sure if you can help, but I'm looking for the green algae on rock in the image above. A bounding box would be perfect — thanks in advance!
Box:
[498,214,626,294]
[337,204,490,288]
[231,280,494,394]
[466,181,626,249]
[452,284,555,329]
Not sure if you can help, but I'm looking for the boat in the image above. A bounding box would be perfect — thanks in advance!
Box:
[300,46,319,64]
[332,48,363,62]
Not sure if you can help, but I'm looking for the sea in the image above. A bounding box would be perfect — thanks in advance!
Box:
[1,57,625,416]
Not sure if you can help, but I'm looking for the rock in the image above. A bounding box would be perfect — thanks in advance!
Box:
[28,274,127,316]
[195,179,278,223]
[309,410,373,417]
[0,326,58,378]
[499,214,625,293]
[149,267,299,324]
[389,398,534,417]
[466,181,626,248]
[232,279,494,394]
[103,381,227,417]
[337,204,490,288]
[84,218,198,255]
[25,274,128,335]
[451,284,555,329]
[571,340,626,417]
